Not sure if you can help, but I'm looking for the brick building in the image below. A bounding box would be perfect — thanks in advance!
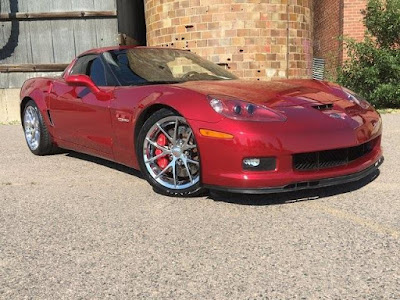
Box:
[145,0,314,81]
[0,0,369,122]
[314,0,367,78]
[145,0,367,81]
[0,0,368,85]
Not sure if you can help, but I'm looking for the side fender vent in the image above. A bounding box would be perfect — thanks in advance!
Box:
[47,110,54,126]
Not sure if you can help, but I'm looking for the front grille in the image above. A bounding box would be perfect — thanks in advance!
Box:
[293,141,374,171]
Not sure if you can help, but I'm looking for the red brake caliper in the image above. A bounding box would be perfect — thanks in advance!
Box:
[155,133,169,169]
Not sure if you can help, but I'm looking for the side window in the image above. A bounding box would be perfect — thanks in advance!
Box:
[106,52,147,86]
[70,55,98,76]
[90,58,107,86]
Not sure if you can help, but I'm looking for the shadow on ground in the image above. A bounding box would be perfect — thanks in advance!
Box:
[66,151,144,179]
[65,150,380,206]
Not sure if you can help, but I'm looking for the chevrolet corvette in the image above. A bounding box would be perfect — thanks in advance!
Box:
[20,46,383,196]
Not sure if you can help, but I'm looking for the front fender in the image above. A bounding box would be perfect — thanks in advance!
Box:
[20,78,54,128]
[134,86,223,124]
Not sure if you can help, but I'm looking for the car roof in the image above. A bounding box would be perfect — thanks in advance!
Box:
[78,46,183,57]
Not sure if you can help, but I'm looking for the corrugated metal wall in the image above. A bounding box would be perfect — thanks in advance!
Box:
[0,0,118,88]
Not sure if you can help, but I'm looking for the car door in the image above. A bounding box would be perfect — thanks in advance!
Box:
[50,55,115,157]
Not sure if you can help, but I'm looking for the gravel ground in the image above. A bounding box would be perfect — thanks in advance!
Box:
[0,114,399,299]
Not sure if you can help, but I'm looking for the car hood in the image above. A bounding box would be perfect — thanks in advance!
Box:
[176,79,380,134]
[177,79,345,108]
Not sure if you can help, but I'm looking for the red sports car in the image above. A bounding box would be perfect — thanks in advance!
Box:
[20,46,383,196]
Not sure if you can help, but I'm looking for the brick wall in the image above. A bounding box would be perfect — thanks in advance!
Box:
[313,0,367,77]
[343,0,367,60]
[145,0,313,81]
[313,0,342,78]
[343,0,367,41]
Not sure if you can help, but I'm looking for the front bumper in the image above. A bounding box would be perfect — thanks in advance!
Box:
[188,108,383,192]
[204,156,384,194]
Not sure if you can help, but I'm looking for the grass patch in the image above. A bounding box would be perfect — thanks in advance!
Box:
[0,120,20,125]
[378,108,400,114]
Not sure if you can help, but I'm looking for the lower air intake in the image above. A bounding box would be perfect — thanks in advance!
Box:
[293,140,375,171]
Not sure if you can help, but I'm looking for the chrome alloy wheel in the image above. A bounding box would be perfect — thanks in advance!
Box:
[24,106,41,151]
[143,116,200,190]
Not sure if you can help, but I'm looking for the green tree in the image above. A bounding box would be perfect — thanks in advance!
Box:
[338,0,400,108]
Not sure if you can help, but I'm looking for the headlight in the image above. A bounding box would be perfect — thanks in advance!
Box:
[342,88,371,109]
[208,95,286,122]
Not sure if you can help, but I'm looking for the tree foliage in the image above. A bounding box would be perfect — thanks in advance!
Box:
[338,0,400,108]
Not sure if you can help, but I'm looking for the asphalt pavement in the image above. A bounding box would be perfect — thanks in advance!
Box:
[1,114,399,299]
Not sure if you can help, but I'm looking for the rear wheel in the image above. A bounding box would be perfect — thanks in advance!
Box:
[137,109,203,197]
[23,100,56,155]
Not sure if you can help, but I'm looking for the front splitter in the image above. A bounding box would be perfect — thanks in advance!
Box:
[204,156,384,195]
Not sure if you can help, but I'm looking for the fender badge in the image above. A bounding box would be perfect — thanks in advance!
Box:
[117,117,130,123]
[329,113,346,120]
[116,111,131,123]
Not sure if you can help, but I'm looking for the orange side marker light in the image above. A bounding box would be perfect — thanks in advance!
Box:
[199,129,234,139]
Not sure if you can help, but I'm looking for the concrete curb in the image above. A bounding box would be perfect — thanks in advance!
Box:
[0,89,20,124]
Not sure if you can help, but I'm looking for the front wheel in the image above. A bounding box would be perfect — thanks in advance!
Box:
[22,100,56,155]
[137,109,203,197]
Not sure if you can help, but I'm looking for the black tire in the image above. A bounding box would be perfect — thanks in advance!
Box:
[137,108,204,197]
[22,100,57,156]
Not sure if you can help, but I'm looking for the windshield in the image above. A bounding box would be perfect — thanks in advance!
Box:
[105,48,238,86]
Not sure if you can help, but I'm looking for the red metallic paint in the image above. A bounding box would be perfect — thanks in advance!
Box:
[49,79,115,156]
[20,46,383,192]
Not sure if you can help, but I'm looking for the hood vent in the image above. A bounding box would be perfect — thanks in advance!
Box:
[312,103,333,111]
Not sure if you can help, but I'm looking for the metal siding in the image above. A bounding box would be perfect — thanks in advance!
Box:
[8,72,31,88]
[29,20,55,63]
[96,18,119,48]
[71,0,97,11]
[51,20,76,62]
[18,22,34,64]
[95,0,117,11]
[0,0,118,88]
[50,0,75,62]
[0,0,11,13]
[51,0,72,11]
[0,72,9,88]
[0,21,12,63]
[73,19,99,56]
[24,0,50,12]
[95,0,119,48]
[7,72,63,89]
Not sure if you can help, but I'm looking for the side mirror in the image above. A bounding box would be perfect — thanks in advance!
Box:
[65,74,110,100]
[65,74,101,94]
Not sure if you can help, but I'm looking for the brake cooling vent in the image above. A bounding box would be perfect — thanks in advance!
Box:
[293,140,375,171]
